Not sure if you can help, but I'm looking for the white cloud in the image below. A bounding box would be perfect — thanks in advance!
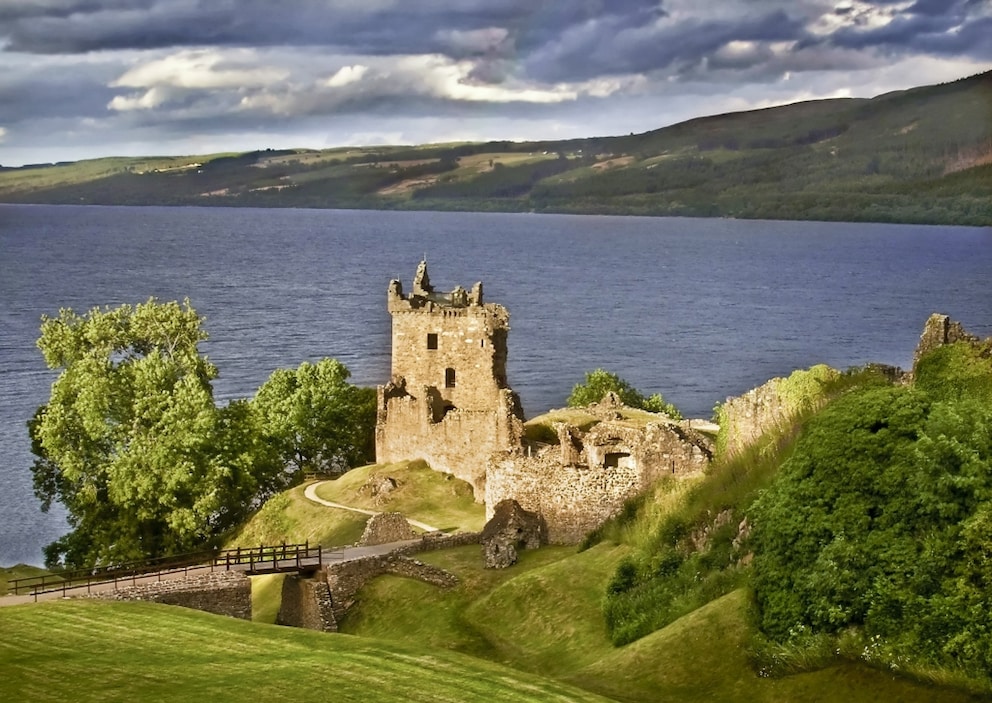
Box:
[325,64,369,88]
[111,48,288,91]
[0,127,7,143]
[809,1,915,36]
[396,54,577,103]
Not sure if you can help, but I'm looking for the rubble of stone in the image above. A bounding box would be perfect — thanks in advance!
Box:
[481,499,547,568]
[358,512,418,546]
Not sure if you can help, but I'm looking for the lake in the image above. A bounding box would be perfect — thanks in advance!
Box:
[1,204,989,566]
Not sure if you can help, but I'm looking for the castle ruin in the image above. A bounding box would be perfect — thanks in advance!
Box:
[375,262,711,541]
[375,262,524,497]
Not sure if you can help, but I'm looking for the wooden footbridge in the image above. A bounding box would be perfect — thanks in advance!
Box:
[8,542,326,602]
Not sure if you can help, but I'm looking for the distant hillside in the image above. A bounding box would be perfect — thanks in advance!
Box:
[1,70,990,225]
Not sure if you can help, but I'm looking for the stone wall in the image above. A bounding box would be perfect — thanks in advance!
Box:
[376,262,524,497]
[93,570,251,620]
[358,512,417,546]
[486,419,711,544]
[376,389,523,495]
[325,555,458,622]
[277,574,337,632]
[913,313,980,373]
[718,378,795,457]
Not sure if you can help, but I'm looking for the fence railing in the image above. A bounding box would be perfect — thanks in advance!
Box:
[212,541,323,574]
[9,541,324,600]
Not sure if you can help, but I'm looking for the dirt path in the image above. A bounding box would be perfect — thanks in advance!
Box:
[303,482,439,532]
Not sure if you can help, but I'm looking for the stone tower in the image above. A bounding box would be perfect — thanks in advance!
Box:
[375,262,524,497]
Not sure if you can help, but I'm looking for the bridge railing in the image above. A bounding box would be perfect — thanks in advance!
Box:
[212,541,323,574]
[9,541,324,600]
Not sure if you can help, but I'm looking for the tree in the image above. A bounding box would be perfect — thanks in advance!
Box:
[31,299,236,567]
[29,299,378,569]
[567,368,683,419]
[250,358,376,478]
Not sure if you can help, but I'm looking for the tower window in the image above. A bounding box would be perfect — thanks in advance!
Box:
[427,333,438,350]
[445,368,456,388]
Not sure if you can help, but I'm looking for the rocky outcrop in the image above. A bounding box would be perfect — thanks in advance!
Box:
[481,499,547,568]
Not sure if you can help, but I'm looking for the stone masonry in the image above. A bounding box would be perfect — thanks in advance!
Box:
[375,261,525,497]
[92,570,251,620]
[486,406,712,544]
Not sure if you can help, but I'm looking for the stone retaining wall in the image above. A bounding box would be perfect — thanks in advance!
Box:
[278,575,337,632]
[92,570,251,620]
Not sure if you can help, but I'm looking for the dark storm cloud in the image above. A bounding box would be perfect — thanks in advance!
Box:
[817,0,992,58]
[523,9,805,83]
[0,0,658,56]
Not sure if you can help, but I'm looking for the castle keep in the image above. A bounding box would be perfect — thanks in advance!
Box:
[375,262,524,497]
[376,262,711,541]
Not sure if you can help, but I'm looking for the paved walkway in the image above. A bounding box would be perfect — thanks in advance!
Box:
[303,482,439,532]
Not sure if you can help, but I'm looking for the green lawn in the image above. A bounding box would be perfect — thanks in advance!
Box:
[0,599,613,703]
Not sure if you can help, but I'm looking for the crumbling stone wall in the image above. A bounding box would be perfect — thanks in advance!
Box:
[376,262,524,496]
[718,379,795,457]
[277,574,337,632]
[93,570,251,620]
[913,313,980,373]
[486,419,711,544]
[325,555,458,622]
[482,499,547,568]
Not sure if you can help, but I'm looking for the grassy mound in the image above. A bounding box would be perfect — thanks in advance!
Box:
[226,459,484,549]
[224,483,368,549]
[338,544,579,659]
[569,590,982,703]
[312,459,485,533]
[0,599,612,703]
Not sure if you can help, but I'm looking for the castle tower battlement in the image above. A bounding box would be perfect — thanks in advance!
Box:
[375,262,523,496]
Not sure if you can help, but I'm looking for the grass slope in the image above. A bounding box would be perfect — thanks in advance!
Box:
[0,565,49,596]
[224,482,368,548]
[569,590,983,703]
[342,548,984,703]
[312,459,486,533]
[0,600,613,703]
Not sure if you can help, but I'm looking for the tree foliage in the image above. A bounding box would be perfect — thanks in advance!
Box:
[29,299,375,569]
[251,358,376,478]
[750,344,992,680]
[567,368,682,419]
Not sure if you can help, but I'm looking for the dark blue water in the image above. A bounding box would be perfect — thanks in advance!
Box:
[1,204,990,566]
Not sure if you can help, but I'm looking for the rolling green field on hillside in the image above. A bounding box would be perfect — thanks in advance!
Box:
[0,600,613,703]
[2,71,989,225]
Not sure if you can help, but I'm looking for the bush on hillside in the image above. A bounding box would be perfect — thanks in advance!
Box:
[750,347,992,682]
[567,369,682,419]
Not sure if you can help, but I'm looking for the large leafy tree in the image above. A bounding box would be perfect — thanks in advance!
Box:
[567,368,683,419]
[251,358,376,478]
[30,299,267,568]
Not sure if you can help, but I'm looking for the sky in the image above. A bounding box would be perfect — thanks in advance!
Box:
[1,0,990,167]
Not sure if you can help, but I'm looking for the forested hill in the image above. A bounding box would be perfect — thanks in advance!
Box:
[2,70,990,226]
